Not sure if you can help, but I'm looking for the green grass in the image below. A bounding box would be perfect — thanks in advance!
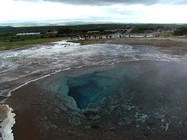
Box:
[0,38,63,50]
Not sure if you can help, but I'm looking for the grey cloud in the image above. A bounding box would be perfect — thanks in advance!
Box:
[16,0,187,5]
[158,0,187,4]
[50,0,158,5]
[20,0,159,5]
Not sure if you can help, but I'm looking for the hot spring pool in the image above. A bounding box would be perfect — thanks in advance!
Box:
[38,61,187,112]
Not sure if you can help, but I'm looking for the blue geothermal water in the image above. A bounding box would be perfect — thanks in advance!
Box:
[38,64,128,109]
[38,61,187,110]
[67,71,120,109]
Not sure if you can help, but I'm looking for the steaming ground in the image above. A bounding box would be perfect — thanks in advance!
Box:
[35,61,187,140]
[1,41,187,97]
[1,40,187,140]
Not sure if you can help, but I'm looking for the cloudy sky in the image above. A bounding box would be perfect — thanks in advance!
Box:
[0,0,187,25]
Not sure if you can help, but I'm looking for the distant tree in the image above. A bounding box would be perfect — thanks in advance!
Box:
[58,27,73,34]
[174,27,187,36]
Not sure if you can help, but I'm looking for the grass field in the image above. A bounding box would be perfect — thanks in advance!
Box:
[1,36,187,51]
[69,37,187,47]
[0,38,64,50]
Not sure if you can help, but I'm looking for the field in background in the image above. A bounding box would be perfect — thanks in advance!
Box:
[0,23,187,50]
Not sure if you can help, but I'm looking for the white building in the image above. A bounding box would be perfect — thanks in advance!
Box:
[16,32,41,36]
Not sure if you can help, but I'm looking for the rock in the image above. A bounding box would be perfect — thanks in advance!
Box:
[154,114,165,120]
[89,115,101,121]
[117,121,125,126]
[90,122,100,129]
[67,130,73,136]
[83,110,97,118]
[136,124,140,128]
[143,132,149,137]
[123,117,131,125]
[135,113,147,123]
[146,118,156,126]
[165,123,169,132]
[59,104,67,111]
[54,107,60,114]
[110,127,116,131]
[142,127,152,137]
[51,124,58,129]
[85,126,91,129]
[126,105,135,111]
[0,118,3,123]
[41,116,48,121]
[184,122,187,127]
[161,118,165,123]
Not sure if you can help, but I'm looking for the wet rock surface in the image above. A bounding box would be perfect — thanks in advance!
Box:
[2,40,187,140]
[1,41,187,98]
[23,61,187,140]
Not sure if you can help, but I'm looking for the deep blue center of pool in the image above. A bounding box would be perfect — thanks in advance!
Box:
[67,72,119,109]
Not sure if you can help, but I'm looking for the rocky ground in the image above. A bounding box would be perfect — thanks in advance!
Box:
[7,61,187,140]
[1,37,187,140]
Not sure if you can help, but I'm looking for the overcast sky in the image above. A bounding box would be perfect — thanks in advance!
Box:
[0,0,187,25]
